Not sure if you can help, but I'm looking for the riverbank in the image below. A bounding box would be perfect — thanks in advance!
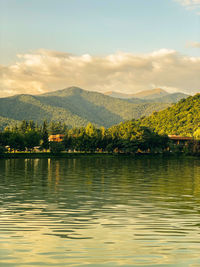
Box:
[0,152,198,159]
[0,152,113,159]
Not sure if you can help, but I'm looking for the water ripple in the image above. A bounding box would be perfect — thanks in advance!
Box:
[0,157,200,266]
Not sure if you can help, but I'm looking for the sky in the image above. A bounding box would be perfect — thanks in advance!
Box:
[0,0,200,97]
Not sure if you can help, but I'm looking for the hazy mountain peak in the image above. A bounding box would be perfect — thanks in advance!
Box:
[133,88,168,99]
[41,86,85,97]
[104,88,169,99]
[104,91,135,99]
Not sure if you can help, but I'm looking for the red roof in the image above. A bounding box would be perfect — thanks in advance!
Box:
[168,135,193,141]
[49,134,64,142]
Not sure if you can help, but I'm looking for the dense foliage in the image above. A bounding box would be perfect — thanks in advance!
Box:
[140,94,200,136]
[0,120,169,154]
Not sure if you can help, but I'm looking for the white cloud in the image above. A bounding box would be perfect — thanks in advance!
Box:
[187,41,200,48]
[175,0,200,12]
[0,49,200,97]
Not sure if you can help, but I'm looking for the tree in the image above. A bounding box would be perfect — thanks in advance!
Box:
[28,120,35,131]
[19,120,28,134]
[41,121,49,150]
[0,131,11,146]
[0,146,6,154]
[8,132,25,152]
[24,131,41,151]
[49,141,65,153]
[194,128,200,140]
[49,122,67,134]
[85,123,101,152]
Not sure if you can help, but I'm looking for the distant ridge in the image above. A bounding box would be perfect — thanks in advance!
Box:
[132,88,168,99]
[105,88,189,103]
[146,92,190,103]
[105,88,168,99]
[0,86,172,130]
[104,91,136,99]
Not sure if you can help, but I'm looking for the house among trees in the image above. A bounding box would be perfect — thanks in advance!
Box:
[48,134,64,142]
[168,135,193,145]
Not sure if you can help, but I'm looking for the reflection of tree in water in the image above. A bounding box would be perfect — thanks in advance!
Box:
[40,157,200,211]
[1,157,200,211]
[1,157,200,266]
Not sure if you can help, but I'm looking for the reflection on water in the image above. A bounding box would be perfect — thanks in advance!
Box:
[1,157,200,266]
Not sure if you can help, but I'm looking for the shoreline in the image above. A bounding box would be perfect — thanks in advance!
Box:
[0,152,198,159]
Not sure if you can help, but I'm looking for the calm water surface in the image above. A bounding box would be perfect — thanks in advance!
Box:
[0,157,200,266]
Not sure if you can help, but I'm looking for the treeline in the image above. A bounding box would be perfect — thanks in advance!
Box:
[0,120,170,154]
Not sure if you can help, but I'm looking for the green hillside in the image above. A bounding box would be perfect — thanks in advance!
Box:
[0,87,171,129]
[0,116,19,131]
[140,94,200,136]
[0,93,89,128]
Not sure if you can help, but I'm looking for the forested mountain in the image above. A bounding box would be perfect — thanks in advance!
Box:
[0,87,170,129]
[140,94,200,136]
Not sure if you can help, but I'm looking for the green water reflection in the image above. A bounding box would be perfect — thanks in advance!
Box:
[0,157,200,266]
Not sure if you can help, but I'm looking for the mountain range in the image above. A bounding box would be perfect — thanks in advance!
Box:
[104,88,189,103]
[0,87,189,130]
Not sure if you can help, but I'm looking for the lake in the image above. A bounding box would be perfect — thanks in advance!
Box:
[0,156,200,266]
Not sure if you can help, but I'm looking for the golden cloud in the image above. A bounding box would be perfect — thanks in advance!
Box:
[0,49,200,97]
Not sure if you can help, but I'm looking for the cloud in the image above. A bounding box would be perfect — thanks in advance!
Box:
[187,41,200,48]
[175,0,200,12]
[0,49,200,97]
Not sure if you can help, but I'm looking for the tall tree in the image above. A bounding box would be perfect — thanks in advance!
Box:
[41,121,49,150]
[8,132,25,152]
[24,131,41,152]
[19,120,28,134]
